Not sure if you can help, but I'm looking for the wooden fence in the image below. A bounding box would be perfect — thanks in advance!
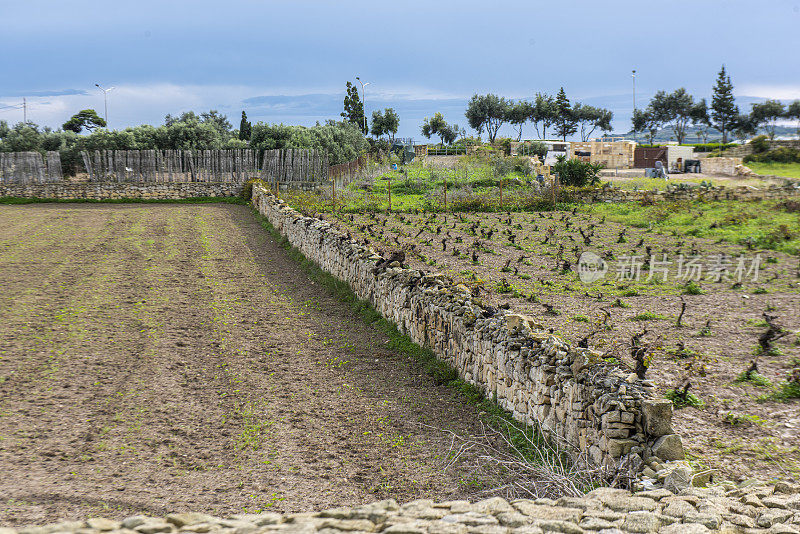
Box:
[0,151,63,184]
[81,149,261,183]
[328,155,367,181]
[0,149,370,187]
[0,149,333,185]
[258,149,329,187]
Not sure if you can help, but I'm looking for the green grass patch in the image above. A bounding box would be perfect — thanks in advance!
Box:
[723,412,767,427]
[665,389,705,409]
[683,281,704,295]
[746,161,800,180]
[773,380,800,400]
[630,311,667,321]
[586,199,800,255]
[733,371,773,388]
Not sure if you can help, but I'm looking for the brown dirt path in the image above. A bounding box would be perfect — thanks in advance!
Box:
[0,203,496,527]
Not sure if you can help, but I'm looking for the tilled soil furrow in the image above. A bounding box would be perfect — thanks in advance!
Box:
[0,204,512,527]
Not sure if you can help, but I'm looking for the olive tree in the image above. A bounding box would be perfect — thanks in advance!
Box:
[573,104,613,141]
[529,93,556,139]
[648,88,704,144]
[506,101,532,141]
[465,93,510,142]
[370,108,400,141]
[750,100,786,139]
[421,112,458,145]
[786,100,800,137]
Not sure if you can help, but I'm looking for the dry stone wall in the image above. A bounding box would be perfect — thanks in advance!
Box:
[571,183,800,204]
[251,185,679,471]
[695,157,743,177]
[0,182,242,200]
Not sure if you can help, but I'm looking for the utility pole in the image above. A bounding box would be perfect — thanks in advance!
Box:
[23,97,27,123]
[632,70,637,143]
[95,83,115,127]
[355,76,370,134]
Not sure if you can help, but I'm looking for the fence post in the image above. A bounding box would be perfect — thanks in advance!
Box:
[552,173,558,206]
[332,177,336,211]
[443,171,447,211]
[387,175,392,212]
[555,173,560,205]
[499,173,503,208]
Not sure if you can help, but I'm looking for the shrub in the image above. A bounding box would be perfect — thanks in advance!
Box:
[511,156,534,176]
[552,156,603,187]
[367,138,390,157]
[495,137,513,155]
[750,135,770,154]
[690,142,737,153]
[517,141,548,160]
[743,146,800,164]
[491,156,516,177]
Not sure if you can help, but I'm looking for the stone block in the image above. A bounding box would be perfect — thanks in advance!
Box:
[642,399,674,437]
[606,438,637,458]
[652,434,684,461]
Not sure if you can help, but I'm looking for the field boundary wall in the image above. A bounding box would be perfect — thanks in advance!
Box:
[251,183,683,470]
[0,181,242,200]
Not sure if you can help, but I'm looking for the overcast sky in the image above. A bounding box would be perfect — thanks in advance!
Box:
[2,0,799,139]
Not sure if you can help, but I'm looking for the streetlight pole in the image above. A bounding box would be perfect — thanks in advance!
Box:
[95,83,115,127]
[355,76,370,134]
[632,70,637,143]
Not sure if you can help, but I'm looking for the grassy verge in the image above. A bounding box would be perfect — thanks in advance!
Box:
[585,199,800,255]
[250,205,568,468]
[746,162,800,179]
[0,196,247,205]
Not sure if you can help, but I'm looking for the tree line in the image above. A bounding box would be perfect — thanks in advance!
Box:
[633,65,800,145]
[0,110,368,175]
[338,81,615,146]
[464,89,613,143]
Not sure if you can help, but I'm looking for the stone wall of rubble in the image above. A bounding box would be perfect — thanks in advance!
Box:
[571,183,800,204]
[8,484,800,534]
[251,185,682,470]
[0,182,242,200]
